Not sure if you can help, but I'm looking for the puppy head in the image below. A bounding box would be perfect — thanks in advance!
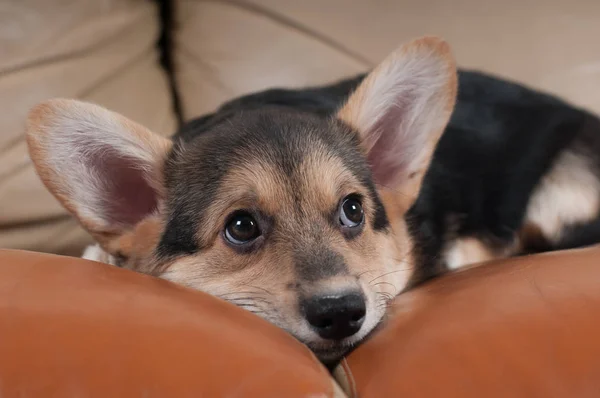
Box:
[26,36,456,363]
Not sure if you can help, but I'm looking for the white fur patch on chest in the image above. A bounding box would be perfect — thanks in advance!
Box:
[82,244,117,266]
[526,151,600,243]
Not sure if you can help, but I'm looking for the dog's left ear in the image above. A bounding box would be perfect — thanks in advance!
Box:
[26,99,172,249]
[337,36,457,196]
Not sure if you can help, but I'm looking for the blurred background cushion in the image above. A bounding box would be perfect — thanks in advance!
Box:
[0,0,176,255]
[2,0,600,255]
[175,0,600,119]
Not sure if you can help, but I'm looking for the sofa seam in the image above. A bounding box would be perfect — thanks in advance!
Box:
[341,358,358,398]
[199,0,371,68]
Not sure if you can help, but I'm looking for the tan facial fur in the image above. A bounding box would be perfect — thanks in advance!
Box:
[161,146,414,352]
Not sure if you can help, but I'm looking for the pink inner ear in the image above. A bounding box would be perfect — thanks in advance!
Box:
[87,147,158,227]
[366,100,412,187]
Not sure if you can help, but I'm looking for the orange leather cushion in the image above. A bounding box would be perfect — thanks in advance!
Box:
[337,246,600,397]
[0,250,344,397]
[4,246,600,397]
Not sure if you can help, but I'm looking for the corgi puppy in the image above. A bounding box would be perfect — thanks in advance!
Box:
[26,36,600,364]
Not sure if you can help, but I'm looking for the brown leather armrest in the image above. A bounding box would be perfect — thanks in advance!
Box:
[0,250,344,397]
[337,247,600,397]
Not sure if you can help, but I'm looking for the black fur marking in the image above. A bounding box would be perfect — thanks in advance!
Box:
[294,247,348,282]
[174,75,364,141]
[158,207,200,256]
[114,251,128,268]
[554,218,600,251]
[370,190,389,231]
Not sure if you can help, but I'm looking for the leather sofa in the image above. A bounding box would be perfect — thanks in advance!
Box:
[3,247,600,397]
[2,0,600,396]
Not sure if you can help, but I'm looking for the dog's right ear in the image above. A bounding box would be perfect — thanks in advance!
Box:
[337,36,457,199]
[26,99,172,248]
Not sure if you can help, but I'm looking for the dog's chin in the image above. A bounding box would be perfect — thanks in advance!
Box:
[301,333,373,368]
[310,345,355,368]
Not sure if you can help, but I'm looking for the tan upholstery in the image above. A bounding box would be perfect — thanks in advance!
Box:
[0,0,176,255]
[173,0,366,118]
[2,0,599,255]
[175,0,600,118]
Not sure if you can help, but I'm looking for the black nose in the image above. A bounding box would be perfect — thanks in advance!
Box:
[301,292,366,340]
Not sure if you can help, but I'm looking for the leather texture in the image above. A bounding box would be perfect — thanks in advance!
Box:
[336,245,600,398]
[0,249,344,398]
[3,246,600,396]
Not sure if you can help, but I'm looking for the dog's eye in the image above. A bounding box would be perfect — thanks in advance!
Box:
[224,211,261,245]
[339,196,364,228]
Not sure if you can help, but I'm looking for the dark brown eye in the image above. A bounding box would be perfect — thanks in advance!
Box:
[224,212,261,245]
[340,196,364,228]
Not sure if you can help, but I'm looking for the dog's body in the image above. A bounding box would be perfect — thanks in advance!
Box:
[27,37,600,364]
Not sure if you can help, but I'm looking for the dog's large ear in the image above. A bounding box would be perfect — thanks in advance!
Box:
[337,36,457,197]
[26,99,172,247]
